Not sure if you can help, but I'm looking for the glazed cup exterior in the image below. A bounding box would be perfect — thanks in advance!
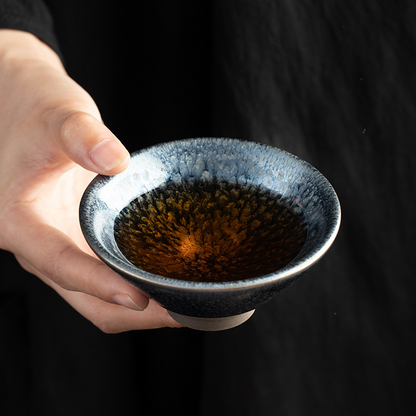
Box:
[80,138,341,319]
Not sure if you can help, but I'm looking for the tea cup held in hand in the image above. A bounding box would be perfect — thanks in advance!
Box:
[80,138,341,331]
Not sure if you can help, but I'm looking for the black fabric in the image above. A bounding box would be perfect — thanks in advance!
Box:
[0,0,61,57]
[1,1,416,415]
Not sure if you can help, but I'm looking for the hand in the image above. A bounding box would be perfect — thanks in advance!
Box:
[0,30,181,333]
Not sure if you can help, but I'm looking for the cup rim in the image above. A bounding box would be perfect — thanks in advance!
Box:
[80,137,341,292]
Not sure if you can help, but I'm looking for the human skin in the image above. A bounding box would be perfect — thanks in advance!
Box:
[0,29,181,333]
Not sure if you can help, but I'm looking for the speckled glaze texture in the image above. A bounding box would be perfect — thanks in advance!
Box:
[80,138,341,320]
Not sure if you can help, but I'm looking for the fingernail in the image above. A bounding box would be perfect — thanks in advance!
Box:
[113,294,144,311]
[90,139,129,172]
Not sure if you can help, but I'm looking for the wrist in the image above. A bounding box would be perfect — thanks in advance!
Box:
[0,29,64,71]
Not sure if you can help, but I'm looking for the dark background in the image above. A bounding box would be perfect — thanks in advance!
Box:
[1,1,415,415]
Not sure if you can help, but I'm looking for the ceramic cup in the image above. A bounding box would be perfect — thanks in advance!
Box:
[79,138,341,331]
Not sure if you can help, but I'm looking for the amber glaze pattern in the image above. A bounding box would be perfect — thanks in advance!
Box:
[114,181,307,282]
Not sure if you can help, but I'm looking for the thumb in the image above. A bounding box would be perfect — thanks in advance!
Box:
[58,111,130,175]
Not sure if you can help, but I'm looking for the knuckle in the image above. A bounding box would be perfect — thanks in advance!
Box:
[40,245,76,291]
[59,111,94,144]
[90,315,118,334]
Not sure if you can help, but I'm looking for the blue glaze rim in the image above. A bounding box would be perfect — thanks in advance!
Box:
[80,138,341,293]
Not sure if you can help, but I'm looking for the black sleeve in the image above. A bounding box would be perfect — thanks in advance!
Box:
[0,0,62,58]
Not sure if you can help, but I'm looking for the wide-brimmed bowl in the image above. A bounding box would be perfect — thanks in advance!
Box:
[80,138,341,331]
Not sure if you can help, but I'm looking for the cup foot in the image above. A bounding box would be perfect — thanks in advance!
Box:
[168,310,255,331]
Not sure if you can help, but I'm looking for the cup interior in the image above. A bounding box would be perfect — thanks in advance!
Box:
[80,138,340,290]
